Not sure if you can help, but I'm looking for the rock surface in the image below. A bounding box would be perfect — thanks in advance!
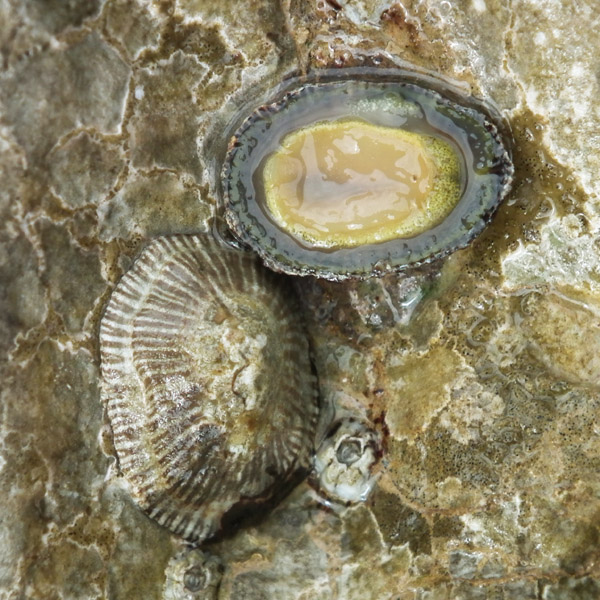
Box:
[1,0,600,598]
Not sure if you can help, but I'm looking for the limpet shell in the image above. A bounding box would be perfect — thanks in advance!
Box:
[222,69,514,280]
[100,234,318,543]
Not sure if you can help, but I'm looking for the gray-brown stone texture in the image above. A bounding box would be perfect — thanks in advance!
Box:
[1,0,600,598]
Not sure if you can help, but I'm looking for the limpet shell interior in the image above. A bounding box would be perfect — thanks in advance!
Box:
[222,69,514,280]
[262,118,462,248]
[100,234,318,543]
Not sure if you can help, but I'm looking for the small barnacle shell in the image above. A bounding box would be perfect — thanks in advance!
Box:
[163,549,223,600]
[313,419,382,504]
[100,234,318,543]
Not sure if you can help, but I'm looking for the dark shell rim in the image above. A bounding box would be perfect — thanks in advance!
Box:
[221,67,514,281]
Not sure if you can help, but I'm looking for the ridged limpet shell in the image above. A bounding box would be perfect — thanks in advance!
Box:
[100,235,318,542]
[222,69,514,280]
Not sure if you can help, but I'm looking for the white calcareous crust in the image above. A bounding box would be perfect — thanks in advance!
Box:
[100,234,318,543]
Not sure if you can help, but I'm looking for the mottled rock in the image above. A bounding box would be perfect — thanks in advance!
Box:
[37,220,105,334]
[104,0,164,60]
[128,51,207,179]
[49,132,126,208]
[0,342,106,598]
[2,0,600,598]
[0,233,45,358]
[19,0,103,35]
[97,171,212,241]
[518,289,600,385]
[0,31,130,166]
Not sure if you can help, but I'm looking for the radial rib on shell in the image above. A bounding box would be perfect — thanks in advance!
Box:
[100,234,318,543]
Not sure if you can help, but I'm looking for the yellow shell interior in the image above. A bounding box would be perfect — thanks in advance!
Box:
[262,118,462,248]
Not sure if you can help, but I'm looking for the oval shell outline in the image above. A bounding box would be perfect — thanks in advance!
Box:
[222,68,514,280]
[99,234,319,543]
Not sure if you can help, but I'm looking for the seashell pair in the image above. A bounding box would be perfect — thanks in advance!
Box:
[100,68,513,543]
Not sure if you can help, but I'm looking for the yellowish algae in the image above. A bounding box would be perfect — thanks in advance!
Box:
[262,119,461,248]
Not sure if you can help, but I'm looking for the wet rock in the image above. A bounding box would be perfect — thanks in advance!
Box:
[128,51,207,179]
[19,0,103,35]
[0,31,130,167]
[37,220,105,334]
[49,132,126,209]
[2,0,600,597]
[97,171,212,241]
